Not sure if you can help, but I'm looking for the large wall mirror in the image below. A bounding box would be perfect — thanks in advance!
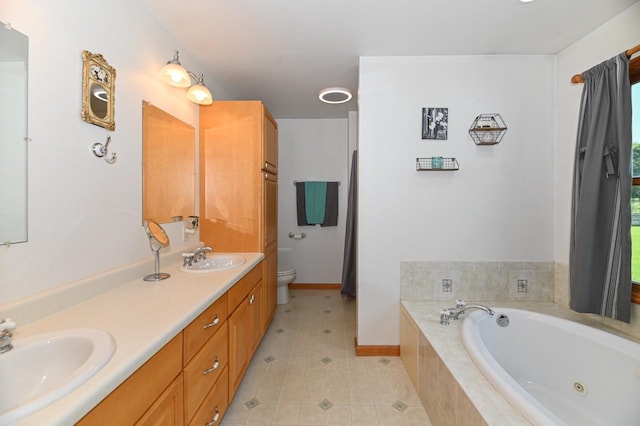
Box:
[142,101,196,224]
[0,23,28,245]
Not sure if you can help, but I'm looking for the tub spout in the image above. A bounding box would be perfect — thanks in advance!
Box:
[440,302,495,325]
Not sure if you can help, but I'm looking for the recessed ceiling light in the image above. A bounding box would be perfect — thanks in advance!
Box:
[319,87,352,104]
[520,0,536,3]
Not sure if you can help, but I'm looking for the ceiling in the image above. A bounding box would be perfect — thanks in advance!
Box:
[138,0,638,119]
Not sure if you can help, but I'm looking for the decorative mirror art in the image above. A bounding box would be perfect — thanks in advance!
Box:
[81,50,115,130]
[0,22,28,246]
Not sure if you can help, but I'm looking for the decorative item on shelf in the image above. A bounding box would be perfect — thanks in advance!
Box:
[416,157,459,171]
[468,113,507,145]
[159,50,213,105]
[81,50,116,130]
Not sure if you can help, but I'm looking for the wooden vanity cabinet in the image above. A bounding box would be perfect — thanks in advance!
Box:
[227,262,264,400]
[77,262,266,426]
[200,101,278,335]
[77,333,184,426]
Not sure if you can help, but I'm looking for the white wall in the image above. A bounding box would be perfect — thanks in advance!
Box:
[277,119,349,283]
[555,2,640,264]
[0,0,231,304]
[358,55,556,345]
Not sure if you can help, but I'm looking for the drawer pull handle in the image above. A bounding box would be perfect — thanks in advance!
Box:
[205,406,220,425]
[204,315,220,329]
[204,357,220,375]
[249,294,255,304]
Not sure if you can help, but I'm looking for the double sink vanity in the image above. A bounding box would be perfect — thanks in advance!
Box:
[2,251,268,425]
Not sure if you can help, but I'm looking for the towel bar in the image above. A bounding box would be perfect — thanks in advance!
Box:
[293,180,341,186]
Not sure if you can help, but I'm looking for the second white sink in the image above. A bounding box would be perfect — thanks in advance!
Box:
[179,254,246,273]
[0,328,116,424]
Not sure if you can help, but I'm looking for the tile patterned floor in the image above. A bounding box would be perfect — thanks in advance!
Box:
[221,289,432,425]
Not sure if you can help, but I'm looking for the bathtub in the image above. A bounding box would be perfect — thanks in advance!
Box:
[461,307,640,426]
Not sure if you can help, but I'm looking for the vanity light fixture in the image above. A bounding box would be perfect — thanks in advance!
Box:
[159,50,213,105]
[318,87,352,104]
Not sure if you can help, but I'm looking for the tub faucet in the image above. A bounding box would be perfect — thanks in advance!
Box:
[440,301,495,325]
[0,318,16,354]
[194,246,213,261]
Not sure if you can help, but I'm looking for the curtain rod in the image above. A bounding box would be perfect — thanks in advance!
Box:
[570,44,640,83]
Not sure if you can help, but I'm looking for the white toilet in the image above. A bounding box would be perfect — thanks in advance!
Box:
[277,265,296,304]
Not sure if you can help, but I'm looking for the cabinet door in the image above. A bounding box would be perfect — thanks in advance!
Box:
[262,108,278,174]
[263,172,278,248]
[136,374,184,426]
[228,294,251,399]
[263,243,277,330]
[77,334,183,426]
[247,281,263,356]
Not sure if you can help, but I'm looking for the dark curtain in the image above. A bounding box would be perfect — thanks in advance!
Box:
[570,52,632,322]
[341,151,357,297]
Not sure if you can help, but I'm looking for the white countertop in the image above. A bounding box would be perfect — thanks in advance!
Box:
[10,252,264,426]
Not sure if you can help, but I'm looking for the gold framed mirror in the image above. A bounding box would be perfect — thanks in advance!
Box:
[81,50,115,130]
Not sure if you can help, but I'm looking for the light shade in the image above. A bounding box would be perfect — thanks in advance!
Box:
[186,81,213,105]
[319,87,352,104]
[159,51,190,88]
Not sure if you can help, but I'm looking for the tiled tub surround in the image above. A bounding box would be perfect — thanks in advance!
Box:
[400,261,554,302]
[402,300,640,425]
[0,252,264,425]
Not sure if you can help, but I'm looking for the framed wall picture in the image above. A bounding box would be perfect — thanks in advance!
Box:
[422,107,448,140]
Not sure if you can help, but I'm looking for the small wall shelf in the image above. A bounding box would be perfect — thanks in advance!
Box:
[469,113,507,145]
[416,157,459,171]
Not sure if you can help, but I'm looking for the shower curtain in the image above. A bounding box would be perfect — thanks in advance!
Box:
[570,52,632,322]
[341,150,357,297]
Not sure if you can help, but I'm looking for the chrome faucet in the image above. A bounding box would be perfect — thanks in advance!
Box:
[440,300,495,325]
[194,246,213,261]
[0,318,16,354]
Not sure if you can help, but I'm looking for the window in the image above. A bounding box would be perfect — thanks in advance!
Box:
[629,56,640,303]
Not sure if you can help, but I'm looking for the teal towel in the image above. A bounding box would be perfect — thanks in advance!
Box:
[304,181,327,224]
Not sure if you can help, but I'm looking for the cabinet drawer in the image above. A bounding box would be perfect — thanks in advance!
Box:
[189,367,229,426]
[184,322,228,423]
[184,293,228,364]
[227,262,262,313]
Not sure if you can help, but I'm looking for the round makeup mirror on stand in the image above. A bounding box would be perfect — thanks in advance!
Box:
[143,219,171,282]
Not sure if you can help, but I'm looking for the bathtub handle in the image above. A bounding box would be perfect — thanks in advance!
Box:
[440,309,452,325]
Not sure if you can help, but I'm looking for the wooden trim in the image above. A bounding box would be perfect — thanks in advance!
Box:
[632,283,640,304]
[288,283,341,290]
[630,55,640,84]
[571,45,640,83]
[354,337,400,357]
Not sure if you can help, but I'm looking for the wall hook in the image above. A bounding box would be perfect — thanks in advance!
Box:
[92,135,117,164]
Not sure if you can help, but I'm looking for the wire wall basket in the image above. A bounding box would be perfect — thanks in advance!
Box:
[468,113,507,145]
[416,157,459,171]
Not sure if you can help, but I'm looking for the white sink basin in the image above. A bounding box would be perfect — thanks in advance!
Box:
[0,328,116,424]
[179,254,246,273]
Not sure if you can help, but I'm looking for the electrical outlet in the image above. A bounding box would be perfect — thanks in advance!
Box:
[517,279,528,293]
[442,279,453,293]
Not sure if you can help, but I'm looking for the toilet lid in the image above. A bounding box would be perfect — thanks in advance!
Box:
[277,265,296,276]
